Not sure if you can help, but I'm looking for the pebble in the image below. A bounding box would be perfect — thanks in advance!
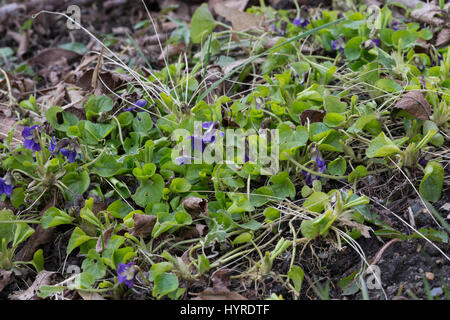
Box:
[318,252,328,259]
[425,272,434,281]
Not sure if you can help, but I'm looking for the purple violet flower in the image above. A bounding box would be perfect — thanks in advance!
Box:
[331,36,345,54]
[60,148,79,163]
[391,20,400,31]
[22,125,41,152]
[124,99,148,112]
[302,150,326,186]
[432,55,443,67]
[175,155,195,165]
[202,122,224,144]
[0,178,13,198]
[117,262,138,289]
[48,137,58,155]
[293,17,309,27]
[371,38,381,47]
[418,158,428,167]
[188,134,206,153]
[361,38,381,50]
[186,122,224,157]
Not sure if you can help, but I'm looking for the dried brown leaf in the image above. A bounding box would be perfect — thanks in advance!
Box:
[183,197,208,218]
[15,225,56,261]
[411,4,448,27]
[9,271,57,300]
[191,270,247,300]
[77,290,105,300]
[436,28,450,47]
[339,218,372,238]
[395,90,431,120]
[69,68,133,93]
[7,30,30,58]
[300,109,325,125]
[209,0,249,15]
[214,3,264,31]
[177,223,207,241]
[157,43,186,62]
[0,110,24,147]
[96,227,114,254]
[29,48,80,67]
[0,270,14,292]
[132,214,157,237]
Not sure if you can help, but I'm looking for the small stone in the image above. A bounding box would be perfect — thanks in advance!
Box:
[318,252,328,259]
[440,203,450,212]
[425,272,434,281]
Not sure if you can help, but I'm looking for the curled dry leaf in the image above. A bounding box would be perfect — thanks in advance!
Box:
[411,4,448,27]
[191,270,247,300]
[15,225,56,262]
[7,30,30,58]
[138,33,168,47]
[395,90,431,120]
[16,198,58,261]
[339,218,372,238]
[0,270,14,293]
[66,88,86,111]
[29,48,80,67]
[300,109,326,125]
[96,227,114,254]
[37,83,66,108]
[209,0,249,15]
[436,28,450,48]
[157,43,186,62]
[9,271,57,300]
[68,68,133,93]
[77,290,105,300]
[183,197,208,218]
[132,213,157,237]
[0,111,24,147]
[177,224,208,240]
[214,3,264,31]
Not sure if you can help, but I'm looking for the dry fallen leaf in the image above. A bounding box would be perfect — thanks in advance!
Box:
[183,197,208,218]
[177,224,207,241]
[411,4,448,27]
[7,30,30,58]
[29,48,80,67]
[77,290,105,300]
[9,271,57,300]
[0,270,14,293]
[300,109,326,125]
[395,90,431,120]
[209,0,249,15]
[132,213,157,237]
[214,3,264,31]
[191,270,247,300]
[339,219,372,238]
[68,68,133,93]
[436,28,450,48]
[96,227,114,254]
[157,43,186,62]
[0,110,24,147]
[15,225,56,262]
